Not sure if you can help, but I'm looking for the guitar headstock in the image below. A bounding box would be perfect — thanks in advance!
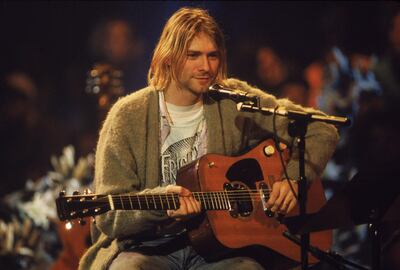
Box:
[56,190,110,223]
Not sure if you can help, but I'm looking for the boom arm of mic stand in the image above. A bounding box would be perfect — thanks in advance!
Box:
[237,103,351,127]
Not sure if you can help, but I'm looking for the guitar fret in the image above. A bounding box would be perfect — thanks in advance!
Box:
[193,193,199,207]
[193,193,201,209]
[210,193,215,210]
[216,192,222,210]
[159,194,164,210]
[119,195,125,209]
[145,195,149,209]
[223,191,229,209]
[219,192,224,209]
[203,193,208,210]
[200,193,206,210]
[166,193,171,209]
[175,195,180,209]
[137,195,142,209]
[213,192,218,210]
[171,193,177,209]
[225,191,231,210]
[220,192,225,209]
[128,195,133,210]
[152,195,157,210]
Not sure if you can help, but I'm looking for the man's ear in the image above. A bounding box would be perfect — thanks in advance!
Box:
[166,57,171,66]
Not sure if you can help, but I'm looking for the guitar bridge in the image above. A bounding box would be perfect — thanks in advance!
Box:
[259,182,274,217]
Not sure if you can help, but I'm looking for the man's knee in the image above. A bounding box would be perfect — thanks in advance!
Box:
[220,257,265,270]
[109,252,152,270]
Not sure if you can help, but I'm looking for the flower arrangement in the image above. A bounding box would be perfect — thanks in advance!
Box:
[0,145,94,269]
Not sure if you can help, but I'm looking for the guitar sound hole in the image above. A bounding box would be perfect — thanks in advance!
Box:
[224,182,253,218]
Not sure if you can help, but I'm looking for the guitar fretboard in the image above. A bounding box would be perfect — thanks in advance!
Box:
[109,191,254,211]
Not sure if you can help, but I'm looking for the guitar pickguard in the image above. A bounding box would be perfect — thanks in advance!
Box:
[225,158,263,187]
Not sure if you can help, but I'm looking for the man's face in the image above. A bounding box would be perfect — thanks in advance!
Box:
[176,32,220,96]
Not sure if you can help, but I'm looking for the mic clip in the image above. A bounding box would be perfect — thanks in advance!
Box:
[208,84,259,105]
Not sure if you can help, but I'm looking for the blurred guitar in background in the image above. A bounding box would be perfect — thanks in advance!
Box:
[51,63,124,270]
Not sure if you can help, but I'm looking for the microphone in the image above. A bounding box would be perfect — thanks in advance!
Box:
[208,84,259,104]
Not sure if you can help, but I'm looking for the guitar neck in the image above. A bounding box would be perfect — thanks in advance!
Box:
[109,191,234,211]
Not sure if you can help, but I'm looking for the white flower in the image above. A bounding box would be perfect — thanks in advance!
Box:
[18,190,57,229]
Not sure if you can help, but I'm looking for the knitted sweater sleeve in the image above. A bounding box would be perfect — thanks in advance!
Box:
[223,78,340,182]
[93,96,169,240]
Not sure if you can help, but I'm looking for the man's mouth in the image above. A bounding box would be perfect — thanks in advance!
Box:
[196,77,211,85]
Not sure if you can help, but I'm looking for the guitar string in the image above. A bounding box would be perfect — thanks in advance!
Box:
[72,193,272,204]
[66,190,274,205]
[73,195,268,205]
[66,195,272,215]
[67,188,273,196]
[64,189,281,215]
[65,197,267,216]
[67,188,273,198]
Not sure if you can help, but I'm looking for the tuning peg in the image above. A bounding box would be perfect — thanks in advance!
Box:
[73,191,81,195]
[78,218,87,226]
[59,190,66,197]
[65,221,73,230]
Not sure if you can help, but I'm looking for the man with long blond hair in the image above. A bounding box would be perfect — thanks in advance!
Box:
[79,7,338,270]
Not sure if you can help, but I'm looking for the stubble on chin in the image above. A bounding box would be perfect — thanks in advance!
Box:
[182,79,211,96]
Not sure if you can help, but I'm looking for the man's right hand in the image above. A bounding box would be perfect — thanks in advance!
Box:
[165,185,202,221]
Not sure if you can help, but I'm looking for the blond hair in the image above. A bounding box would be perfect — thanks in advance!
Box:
[147,7,227,90]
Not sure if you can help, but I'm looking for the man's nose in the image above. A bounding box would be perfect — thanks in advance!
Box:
[199,56,210,72]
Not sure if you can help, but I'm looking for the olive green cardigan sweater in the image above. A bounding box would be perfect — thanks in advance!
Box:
[79,79,339,269]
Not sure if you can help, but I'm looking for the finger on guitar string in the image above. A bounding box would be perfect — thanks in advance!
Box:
[267,180,298,213]
[278,194,293,214]
[265,183,279,211]
[188,196,202,212]
[165,185,201,220]
[268,181,287,212]
[165,185,190,196]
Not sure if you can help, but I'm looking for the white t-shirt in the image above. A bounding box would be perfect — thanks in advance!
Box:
[159,95,207,186]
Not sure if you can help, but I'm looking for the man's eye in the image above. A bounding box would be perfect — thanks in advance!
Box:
[208,53,219,59]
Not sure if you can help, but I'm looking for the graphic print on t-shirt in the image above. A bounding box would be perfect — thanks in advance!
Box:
[161,132,200,185]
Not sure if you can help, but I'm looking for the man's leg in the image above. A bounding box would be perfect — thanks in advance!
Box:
[109,251,177,270]
[194,256,265,270]
[184,246,264,270]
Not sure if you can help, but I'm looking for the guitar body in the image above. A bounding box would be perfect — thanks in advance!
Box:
[176,139,331,263]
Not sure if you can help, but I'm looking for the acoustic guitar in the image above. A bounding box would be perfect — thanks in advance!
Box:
[56,139,331,263]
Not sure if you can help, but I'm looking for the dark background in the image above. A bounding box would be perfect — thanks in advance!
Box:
[0,1,398,202]
[1,2,399,269]
[0,1,393,87]
[0,0,397,217]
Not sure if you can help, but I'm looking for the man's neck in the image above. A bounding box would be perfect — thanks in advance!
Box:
[164,82,202,106]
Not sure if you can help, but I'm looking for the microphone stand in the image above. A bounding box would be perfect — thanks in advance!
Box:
[238,102,350,270]
[283,231,369,270]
